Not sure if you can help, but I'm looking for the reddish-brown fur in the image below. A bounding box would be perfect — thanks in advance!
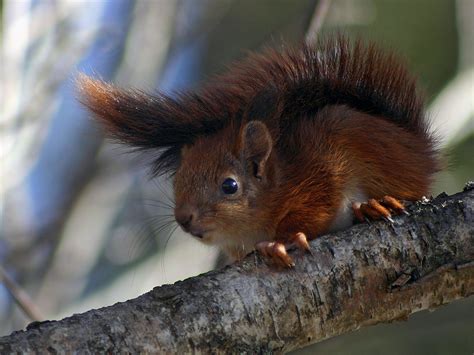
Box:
[78,36,440,262]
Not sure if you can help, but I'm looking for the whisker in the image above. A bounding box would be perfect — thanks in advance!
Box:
[160,223,179,282]
[142,199,175,210]
[128,222,155,261]
[140,214,175,223]
[150,220,177,238]
[127,212,175,263]
[150,178,175,208]
[128,217,175,264]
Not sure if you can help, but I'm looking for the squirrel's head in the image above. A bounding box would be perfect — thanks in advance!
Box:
[77,74,279,253]
[173,120,276,249]
[78,71,279,256]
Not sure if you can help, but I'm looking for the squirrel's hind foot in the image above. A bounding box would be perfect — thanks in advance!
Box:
[352,196,408,224]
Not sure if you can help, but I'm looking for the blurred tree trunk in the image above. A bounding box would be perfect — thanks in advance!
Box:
[1,186,473,353]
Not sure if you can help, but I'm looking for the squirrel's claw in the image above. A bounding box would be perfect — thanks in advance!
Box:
[368,198,392,219]
[352,202,365,223]
[292,232,310,252]
[256,232,311,268]
[381,195,407,214]
[352,196,407,224]
[256,241,295,268]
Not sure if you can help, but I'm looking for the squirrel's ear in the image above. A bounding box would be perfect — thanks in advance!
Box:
[241,121,273,179]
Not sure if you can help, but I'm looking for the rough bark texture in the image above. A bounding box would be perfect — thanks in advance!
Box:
[1,186,473,353]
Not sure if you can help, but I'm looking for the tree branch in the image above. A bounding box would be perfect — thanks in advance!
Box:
[1,185,473,353]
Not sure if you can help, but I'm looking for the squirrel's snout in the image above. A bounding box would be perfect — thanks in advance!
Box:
[175,204,200,234]
[175,205,211,239]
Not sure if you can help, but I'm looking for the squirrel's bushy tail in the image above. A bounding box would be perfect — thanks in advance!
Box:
[219,36,429,137]
[78,36,434,175]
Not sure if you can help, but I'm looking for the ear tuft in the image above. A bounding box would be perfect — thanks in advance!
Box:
[242,121,273,179]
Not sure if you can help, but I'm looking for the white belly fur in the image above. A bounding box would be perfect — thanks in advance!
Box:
[328,186,367,232]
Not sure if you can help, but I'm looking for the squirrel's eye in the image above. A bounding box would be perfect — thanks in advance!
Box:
[222,178,238,194]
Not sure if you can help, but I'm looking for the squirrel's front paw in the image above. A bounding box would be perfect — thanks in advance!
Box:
[352,195,409,224]
[255,232,310,268]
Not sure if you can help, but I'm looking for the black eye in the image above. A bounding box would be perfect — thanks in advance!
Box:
[222,178,238,194]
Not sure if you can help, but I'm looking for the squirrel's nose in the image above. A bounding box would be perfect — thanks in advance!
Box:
[175,205,197,231]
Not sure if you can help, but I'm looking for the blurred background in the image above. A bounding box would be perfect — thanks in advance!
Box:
[1,0,473,353]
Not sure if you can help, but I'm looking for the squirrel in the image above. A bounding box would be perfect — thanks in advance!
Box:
[78,36,440,267]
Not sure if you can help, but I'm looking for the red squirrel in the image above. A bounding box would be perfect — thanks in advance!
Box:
[78,36,440,267]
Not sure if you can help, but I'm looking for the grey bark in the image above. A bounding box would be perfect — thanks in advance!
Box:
[1,185,473,354]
